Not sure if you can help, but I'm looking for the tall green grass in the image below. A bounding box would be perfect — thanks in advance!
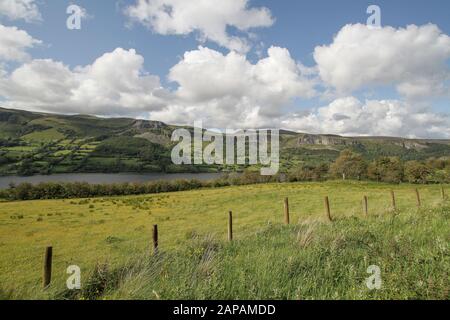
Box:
[36,204,450,300]
[0,182,448,300]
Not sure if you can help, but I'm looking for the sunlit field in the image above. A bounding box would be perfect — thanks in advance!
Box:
[0,181,448,299]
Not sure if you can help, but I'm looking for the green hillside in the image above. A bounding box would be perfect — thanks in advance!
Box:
[0,107,449,176]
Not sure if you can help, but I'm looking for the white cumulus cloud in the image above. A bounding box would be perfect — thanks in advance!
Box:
[0,0,41,22]
[0,48,170,116]
[149,46,317,128]
[0,24,41,61]
[125,0,274,52]
[282,97,450,139]
[314,23,450,99]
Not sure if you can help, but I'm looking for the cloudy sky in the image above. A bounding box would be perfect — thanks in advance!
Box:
[0,0,449,138]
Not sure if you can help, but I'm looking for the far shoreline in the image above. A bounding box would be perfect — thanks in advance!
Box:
[0,172,227,189]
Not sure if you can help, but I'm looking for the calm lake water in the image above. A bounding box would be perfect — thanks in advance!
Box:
[0,173,224,189]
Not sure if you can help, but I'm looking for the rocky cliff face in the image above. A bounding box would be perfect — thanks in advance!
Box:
[398,141,427,150]
[296,133,433,150]
[131,119,166,131]
[297,134,359,146]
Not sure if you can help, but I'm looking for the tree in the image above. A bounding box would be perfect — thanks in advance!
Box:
[404,161,431,184]
[368,157,403,183]
[113,157,124,172]
[312,163,330,181]
[17,158,34,176]
[426,158,449,170]
[427,168,450,184]
[330,149,367,180]
[288,163,330,182]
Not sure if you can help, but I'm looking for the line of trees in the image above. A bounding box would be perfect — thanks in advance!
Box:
[288,149,450,184]
[0,172,282,201]
[0,180,206,201]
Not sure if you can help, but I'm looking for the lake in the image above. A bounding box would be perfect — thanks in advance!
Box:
[0,173,224,189]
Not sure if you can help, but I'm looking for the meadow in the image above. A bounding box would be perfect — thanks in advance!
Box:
[0,181,448,299]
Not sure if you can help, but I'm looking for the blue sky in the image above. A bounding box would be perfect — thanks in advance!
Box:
[0,0,449,138]
[12,0,449,77]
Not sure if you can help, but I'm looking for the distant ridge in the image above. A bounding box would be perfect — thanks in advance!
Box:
[0,106,449,176]
[1,106,448,142]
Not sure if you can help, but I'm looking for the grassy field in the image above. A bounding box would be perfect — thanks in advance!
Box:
[0,181,448,299]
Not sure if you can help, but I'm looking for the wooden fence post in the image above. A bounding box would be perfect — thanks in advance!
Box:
[228,211,233,242]
[152,224,158,254]
[324,196,332,222]
[43,246,52,289]
[363,196,368,216]
[284,197,290,225]
[391,190,396,211]
[415,188,421,207]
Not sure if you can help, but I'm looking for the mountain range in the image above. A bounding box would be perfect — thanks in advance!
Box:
[0,107,449,176]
